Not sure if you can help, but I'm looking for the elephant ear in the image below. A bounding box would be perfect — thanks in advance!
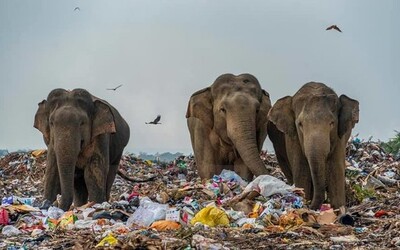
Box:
[92,100,116,139]
[185,87,213,129]
[268,96,296,137]
[338,95,359,138]
[256,90,272,149]
[34,100,50,145]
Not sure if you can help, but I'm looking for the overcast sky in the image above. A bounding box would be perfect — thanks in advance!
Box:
[0,0,399,154]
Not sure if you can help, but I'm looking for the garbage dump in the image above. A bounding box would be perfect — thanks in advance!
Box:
[0,137,399,249]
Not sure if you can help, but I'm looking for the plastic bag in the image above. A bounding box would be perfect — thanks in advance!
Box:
[126,198,168,227]
[82,207,96,220]
[243,175,293,197]
[190,207,229,227]
[219,169,248,187]
[47,206,65,220]
[2,225,21,236]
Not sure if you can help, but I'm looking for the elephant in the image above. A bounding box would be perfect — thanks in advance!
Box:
[34,88,130,211]
[186,73,272,181]
[267,82,359,210]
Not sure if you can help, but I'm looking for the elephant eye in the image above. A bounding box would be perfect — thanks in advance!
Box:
[330,121,335,127]
[220,107,226,113]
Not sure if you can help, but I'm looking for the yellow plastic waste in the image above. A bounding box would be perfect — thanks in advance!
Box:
[8,205,39,213]
[46,218,58,230]
[144,160,153,166]
[150,220,181,231]
[95,233,118,248]
[31,149,46,157]
[190,207,229,227]
[248,212,258,218]
[58,211,77,229]
[279,211,304,228]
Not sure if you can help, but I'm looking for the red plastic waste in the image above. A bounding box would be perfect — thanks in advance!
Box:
[374,210,388,218]
[0,208,9,225]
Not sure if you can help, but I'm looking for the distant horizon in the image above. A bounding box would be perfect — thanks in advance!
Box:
[0,147,189,155]
[1,132,394,156]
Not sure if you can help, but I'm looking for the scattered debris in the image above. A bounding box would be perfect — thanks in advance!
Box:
[0,137,399,249]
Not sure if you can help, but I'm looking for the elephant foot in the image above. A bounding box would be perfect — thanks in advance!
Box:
[310,200,324,211]
[39,199,53,210]
[310,205,320,211]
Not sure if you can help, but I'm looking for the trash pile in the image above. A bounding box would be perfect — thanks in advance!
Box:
[345,137,400,206]
[0,137,399,249]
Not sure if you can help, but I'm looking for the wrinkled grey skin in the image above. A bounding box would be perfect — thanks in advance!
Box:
[186,73,271,181]
[34,88,130,211]
[268,82,359,209]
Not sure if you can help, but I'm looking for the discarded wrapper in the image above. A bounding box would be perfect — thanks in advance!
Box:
[95,233,118,248]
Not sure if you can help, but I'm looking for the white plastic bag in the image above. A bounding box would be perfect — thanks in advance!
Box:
[243,175,293,197]
[126,197,168,227]
[219,169,248,187]
[2,225,21,236]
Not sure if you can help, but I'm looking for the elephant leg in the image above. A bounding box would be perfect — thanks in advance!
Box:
[188,118,216,179]
[43,150,61,204]
[85,161,108,203]
[276,153,293,185]
[268,123,293,184]
[234,158,253,181]
[73,169,88,207]
[85,136,109,203]
[286,136,313,202]
[106,155,122,201]
[327,144,346,209]
[292,156,313,201]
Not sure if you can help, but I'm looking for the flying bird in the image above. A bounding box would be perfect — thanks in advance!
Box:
[146,115,162,125]
[74,7,80,11]
[107,84,123,91]
[326,25,342,32]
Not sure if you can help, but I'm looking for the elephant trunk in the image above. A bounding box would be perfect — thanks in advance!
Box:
[304,132,330,210]
[54,133,81,211]
[228,116,268,178]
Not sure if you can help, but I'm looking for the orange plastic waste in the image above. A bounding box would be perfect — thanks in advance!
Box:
[150,220,181,231]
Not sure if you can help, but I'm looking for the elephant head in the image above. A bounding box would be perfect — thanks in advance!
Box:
[268,82,359,209]
[186,73,271,180]
[34,88,117,210]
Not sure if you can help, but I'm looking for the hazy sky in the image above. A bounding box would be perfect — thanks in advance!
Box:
[0,1,399,154]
